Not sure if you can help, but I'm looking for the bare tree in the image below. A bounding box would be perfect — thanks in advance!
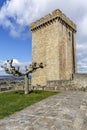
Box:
[1,59,45,94]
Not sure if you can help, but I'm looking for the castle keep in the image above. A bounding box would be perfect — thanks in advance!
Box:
[30,9,77,87]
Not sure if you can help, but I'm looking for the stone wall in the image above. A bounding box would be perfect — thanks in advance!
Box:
[30,9,77,87]
[74,73,87,89]
[31,25,47,86]
[30,9,87,91]
[46,74,87,91]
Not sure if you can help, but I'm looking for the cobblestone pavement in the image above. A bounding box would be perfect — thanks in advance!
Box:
[0,91,87,130]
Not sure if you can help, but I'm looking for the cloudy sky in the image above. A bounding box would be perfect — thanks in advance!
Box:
[0,0,87,75]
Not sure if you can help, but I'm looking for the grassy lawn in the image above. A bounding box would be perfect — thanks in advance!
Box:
[0,90,58,119]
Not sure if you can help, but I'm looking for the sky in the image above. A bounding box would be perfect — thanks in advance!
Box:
[0,0,87,75]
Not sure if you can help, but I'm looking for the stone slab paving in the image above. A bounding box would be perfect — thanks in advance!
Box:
[0,91,87,130]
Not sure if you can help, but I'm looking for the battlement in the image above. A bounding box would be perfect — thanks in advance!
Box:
[30,9,76,32]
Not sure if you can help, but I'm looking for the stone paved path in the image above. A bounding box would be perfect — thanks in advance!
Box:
[0,91,87,130]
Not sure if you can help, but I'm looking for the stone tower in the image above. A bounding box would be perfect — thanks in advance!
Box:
[30,9,77,87]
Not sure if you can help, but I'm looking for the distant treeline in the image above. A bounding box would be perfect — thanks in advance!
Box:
[0,75,24,80]
[0,75,31,80]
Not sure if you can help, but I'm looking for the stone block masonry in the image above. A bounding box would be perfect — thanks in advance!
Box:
[30,9,77,87]
[47,74,87,91]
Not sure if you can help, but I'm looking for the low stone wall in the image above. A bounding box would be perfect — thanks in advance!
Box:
[74,73,87,88]
[47,80,74,91]
[46,73,87,91]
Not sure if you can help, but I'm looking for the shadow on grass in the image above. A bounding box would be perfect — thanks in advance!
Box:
[13,90,45,95]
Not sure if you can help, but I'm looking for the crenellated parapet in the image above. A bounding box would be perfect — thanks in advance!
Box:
[30,9,76,32]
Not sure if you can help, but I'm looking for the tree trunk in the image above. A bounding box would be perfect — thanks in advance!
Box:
[24,74,29,94]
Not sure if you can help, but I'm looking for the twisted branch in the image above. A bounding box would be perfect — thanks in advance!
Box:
[1,59,46,76]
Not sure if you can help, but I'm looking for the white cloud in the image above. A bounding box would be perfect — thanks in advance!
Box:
[0,0,51,37]
[12,59,30,68]
[78,15,87,37]
[76,41,87,73]
[77,43,87,51]
[0,0,87,38]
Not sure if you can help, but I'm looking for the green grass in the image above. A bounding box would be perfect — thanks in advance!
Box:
[0,90,58,119]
